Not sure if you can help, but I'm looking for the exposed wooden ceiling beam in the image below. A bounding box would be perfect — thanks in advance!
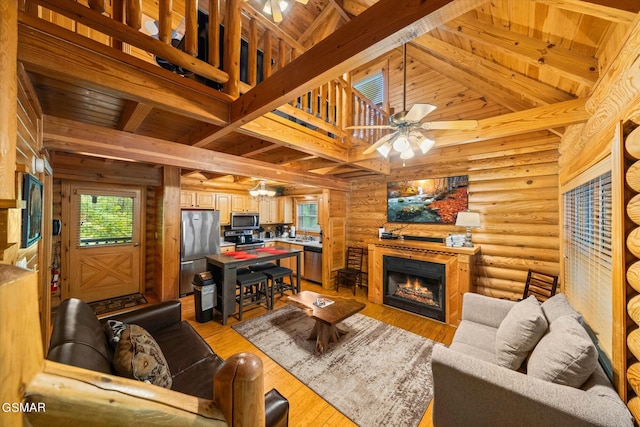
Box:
[118,101,154,132]
[411,34,575,107]
[349,98,589,159]
[407,43,532,111]
[225,0,488,133]
[298,6,342,49]
[440,16,598,87]
[42,116,351,191]
[536,0,638,23]
[18,13,231,126]
[328,0,353,22]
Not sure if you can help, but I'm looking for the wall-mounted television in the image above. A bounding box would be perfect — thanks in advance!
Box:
[21,174,43,248]
[387,175,468,224]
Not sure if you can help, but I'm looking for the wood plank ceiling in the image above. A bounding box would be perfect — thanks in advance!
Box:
[25,0,639,190]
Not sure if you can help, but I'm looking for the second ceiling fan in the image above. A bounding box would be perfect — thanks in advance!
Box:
[349,44,478,158]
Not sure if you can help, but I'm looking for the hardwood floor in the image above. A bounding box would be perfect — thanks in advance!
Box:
[181,280,456,427]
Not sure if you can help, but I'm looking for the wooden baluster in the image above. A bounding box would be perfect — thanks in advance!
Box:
[88,0,105,13]
[125,0,141,30]
[359,99,366,140]
[328,81,336,125]
[263,30,272,78]
[278,38,286,71]
[208,0,220,67]
[311,88,318,116]
[352,95,359,138]
[320,83,328,121]
[158,0,173,44]
[184,0,198,56]
[112,0,124,51]
[223,0,242,97]
[248,18,258,86]
[302,90,308,113]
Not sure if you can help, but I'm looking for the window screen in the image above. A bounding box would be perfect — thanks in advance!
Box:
[297,202,320,232]
[353,72,384,107]
[79,194,134,246]
[562,170,612,368]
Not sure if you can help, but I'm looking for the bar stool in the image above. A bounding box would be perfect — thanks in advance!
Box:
[235,268,269,321]
[262,266,297,309]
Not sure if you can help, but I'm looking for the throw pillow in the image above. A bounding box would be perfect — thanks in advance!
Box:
[527,314,598,388]
[540,293,583,324]
[495,295,548,370]
[113,324,172,389]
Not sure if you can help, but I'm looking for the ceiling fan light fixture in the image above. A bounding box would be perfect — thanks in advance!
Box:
[400,148,414,160]
[376,142,392,158]
[419,137,436,154]
[392,135,410,152]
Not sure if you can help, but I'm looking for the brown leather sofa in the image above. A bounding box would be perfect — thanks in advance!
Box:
[48,298,289,426]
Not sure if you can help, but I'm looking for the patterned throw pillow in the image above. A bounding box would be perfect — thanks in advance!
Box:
[113,324,172,389]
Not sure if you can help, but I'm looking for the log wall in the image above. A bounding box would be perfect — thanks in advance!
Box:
[347,131,561,300]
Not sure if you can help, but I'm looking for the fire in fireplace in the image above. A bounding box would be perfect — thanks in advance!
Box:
[383,256,445,321]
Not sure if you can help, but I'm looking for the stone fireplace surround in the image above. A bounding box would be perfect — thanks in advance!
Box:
[367,239,479,326]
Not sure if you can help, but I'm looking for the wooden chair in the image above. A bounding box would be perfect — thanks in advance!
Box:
[522,269,559,301]
[336,247,364,295]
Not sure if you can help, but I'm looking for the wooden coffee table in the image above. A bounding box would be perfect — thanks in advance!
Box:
[288,290,365,353]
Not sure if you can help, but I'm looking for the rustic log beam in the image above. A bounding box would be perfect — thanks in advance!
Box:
[31,0,229,84]
[350,99,588,160]
[224,0,487,137]
[208,0,220,67]
[158,0,173,44]
[18,14,231,126]
[118,101,153,132]
[43,116,351,191]
[125,0,141,29]
[247,18,258,86]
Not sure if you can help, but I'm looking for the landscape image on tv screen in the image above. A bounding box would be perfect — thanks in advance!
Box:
[387,175,468,224]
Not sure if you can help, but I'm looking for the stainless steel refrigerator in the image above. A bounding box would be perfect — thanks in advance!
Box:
[180,210,220,296]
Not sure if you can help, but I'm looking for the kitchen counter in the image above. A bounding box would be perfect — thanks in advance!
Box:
[263,237,322,249]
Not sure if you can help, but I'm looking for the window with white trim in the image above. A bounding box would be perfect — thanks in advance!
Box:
[296,201,320,232]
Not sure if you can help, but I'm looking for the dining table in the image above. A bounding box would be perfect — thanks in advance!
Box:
[206,247,302,325]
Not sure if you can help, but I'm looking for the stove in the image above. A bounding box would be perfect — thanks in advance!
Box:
[224,230,265,251]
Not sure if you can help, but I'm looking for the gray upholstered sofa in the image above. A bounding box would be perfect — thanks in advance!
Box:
[431,292,633,427]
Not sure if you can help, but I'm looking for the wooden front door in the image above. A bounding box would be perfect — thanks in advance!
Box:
[64,183,143,303]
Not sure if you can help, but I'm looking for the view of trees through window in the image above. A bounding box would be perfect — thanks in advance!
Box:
[297,202,320,232]
[79,194,134,246]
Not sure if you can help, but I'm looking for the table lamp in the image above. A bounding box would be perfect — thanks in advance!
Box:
[455,211,481,247]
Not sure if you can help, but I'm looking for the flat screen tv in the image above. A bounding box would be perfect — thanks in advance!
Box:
[21,174,43,248]
[387,175,468,224]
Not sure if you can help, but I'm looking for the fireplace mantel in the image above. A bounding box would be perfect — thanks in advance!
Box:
[367,239,480,325]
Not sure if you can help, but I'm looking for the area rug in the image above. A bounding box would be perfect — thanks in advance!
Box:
[232,305,435,427]
[88,293,148,316]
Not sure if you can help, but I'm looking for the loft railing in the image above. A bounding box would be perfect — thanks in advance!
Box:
[22,0,373,143]
[351,87,389,144]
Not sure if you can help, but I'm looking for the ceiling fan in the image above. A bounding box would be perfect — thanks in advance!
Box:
[348,44,478,159]
[256,0,308,23]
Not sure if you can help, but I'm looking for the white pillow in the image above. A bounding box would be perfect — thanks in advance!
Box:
[495,295,548,370]
[527,314,598,388]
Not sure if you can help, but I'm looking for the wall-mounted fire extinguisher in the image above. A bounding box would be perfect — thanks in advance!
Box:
[51,241,60,293]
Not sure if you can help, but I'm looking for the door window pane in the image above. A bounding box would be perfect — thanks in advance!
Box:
[79,194,134,246]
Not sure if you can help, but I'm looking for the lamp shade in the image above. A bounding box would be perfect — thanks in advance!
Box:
[455,211,481,228]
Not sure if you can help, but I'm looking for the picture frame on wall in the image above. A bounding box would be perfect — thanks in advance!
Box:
[21,173,43,248]
[387,175,468,224]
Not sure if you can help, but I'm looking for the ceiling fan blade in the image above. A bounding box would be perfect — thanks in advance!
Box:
[363,131,398,155]
[296,0,309,4]
[421,120,479,130]
[271,0,283,22]
[404,103,437,122]
[345,125,394,130]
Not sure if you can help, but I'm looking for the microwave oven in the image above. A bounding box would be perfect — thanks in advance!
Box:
[230,212,260,230]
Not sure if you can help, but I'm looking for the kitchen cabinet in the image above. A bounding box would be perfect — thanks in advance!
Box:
[259,198,279,224]
[220,245,235,254]
[231,195,258,212]
[181,190,215,209]
[279,197,294,224]
[215,194,231,225]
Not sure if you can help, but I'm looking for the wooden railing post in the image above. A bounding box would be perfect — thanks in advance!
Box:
[158,0,172,44]
[247,18,258,86]
[88,0,105,13]
[125,0,141,30]
[263,29,272,78]
[223,0,242,97]
[208,0,220,67]
[184,0,198,56]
